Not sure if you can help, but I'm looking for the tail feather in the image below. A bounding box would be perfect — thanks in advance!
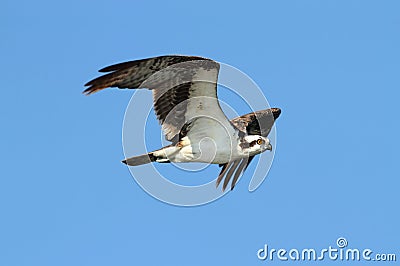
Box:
[122,144,178,166]
[122,153,156,166]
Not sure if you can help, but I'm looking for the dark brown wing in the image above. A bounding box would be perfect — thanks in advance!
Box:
[216,156,255,191]
[83,55,210,95]
[230,108,281,137]
[84,55,226,142]
[215,108,281,190]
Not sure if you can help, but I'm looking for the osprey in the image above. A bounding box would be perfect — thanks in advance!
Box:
[84,55,281,191]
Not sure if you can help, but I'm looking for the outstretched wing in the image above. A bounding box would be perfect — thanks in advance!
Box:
[230,108,281,137]
[216,156,255,191]
[84,55,237,142]
[216,108,281,191]
[84,55,208,95]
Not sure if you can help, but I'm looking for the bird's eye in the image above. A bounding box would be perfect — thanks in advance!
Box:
[256,139,263,145]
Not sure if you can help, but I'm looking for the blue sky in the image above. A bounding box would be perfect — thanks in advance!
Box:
[1,0,399,265]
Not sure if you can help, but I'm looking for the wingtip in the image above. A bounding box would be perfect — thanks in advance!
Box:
[82,86,106,95]
[98,65,117,72]
[222,182,229,192]
[82,89,92,96]
[82,89,94,96]
[221,184,227,192]
[272,107,281,119]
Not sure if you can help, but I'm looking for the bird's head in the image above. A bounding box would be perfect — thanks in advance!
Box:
[240,135,272,155]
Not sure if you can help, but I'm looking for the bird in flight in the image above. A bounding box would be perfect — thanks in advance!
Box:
[84,55,281,191]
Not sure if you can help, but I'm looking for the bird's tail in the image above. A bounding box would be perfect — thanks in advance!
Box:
[122,153,157,166]
[122,145,176,166]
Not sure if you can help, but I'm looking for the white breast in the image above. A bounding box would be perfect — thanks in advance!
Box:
[170,117,242,164]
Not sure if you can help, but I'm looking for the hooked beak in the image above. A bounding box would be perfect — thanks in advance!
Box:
[267,143,273,151]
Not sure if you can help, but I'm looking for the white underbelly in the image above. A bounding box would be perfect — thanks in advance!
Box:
[166,116,243,164]
[170,135,242,164]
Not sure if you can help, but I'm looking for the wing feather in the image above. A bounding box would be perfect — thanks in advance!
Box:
[84,55,210,94]
[216,156,255,191]
[222,160,240,191]
[230,108,281,137]
[216,162,232,188]
[84,55,236,142]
